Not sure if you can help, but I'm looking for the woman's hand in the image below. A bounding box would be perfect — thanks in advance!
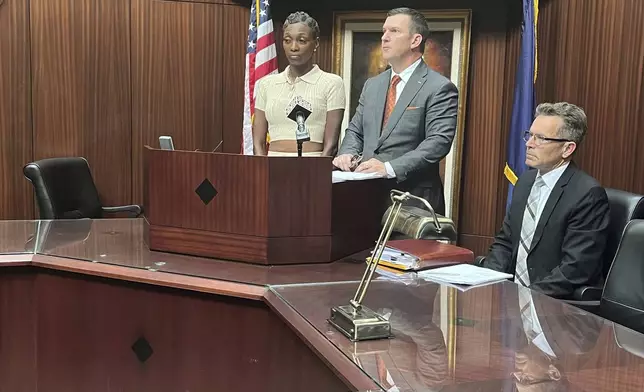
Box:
[321,109,344,156]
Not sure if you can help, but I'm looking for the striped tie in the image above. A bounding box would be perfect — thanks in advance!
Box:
[518,288,538,341]
[515,176,546,286]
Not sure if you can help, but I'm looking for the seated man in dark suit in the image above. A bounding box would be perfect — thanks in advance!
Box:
[482,102,610,299]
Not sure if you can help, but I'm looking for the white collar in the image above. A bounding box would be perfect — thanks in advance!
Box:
[537,162,570,190]
[390,57,422,84]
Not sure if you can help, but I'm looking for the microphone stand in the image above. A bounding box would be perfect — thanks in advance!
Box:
[295,117,308,158]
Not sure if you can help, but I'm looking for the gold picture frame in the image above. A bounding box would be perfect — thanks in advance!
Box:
[332,10,472,224]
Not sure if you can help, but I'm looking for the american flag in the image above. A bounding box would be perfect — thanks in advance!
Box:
[242,0,278,155]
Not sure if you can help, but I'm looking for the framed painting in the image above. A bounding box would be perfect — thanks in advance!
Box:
[332,10,472,224]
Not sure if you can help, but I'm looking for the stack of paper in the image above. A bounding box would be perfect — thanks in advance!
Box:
[367,246,421,271]
[417,264,513,291]
[332,171,383,183]
[374,265,416,284]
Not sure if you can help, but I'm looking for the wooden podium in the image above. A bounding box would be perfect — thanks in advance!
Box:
[143,147,392,265]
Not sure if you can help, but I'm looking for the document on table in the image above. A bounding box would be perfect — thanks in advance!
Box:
[417,264,513,290]
[367,247,420,271]
[374,266,416,285]
[332,171,383,183]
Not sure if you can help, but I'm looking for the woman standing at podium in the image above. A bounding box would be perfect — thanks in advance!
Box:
[252,11,346,157]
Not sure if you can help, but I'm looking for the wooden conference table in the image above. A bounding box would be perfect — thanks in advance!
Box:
[1,218,644,391]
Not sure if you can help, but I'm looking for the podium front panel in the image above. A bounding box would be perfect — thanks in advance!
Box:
[144,148,389,264]
[146,149,270,236]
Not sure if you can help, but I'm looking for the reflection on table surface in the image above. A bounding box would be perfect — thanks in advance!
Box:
[0,220,39,255]
[0,218,372,286]
[271,279,644,392]
[4,218,644,391]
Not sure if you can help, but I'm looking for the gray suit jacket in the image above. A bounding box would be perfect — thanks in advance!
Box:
[338,60,458,213]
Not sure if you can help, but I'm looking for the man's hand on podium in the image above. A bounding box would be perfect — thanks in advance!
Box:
[355,158,387,176]
[332,154,355,171]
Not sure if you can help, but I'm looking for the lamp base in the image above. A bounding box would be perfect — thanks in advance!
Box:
[328,305,391,341]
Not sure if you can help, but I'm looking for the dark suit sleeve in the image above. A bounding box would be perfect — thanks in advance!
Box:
[530,186,610,298]
[483,207,514,273]
[388,81,458,182]
[337,79,368,156]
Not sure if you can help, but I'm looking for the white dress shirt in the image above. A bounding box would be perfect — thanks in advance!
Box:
[384,58,422,178]
[529,162,570,223]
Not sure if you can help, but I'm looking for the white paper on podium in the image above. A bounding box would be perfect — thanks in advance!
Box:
[332,171,383,183]
[417,264,513,289]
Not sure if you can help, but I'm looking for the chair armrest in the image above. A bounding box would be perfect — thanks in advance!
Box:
[573,286,603,301]
[474,256,486,266]
[102,205,143,217]
[561,299,601,314]
[561,286,603,315]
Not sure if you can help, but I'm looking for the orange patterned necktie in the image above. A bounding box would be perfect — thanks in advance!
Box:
[382,75,402,131]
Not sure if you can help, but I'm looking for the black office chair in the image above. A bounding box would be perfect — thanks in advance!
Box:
[599,219,644,334]
[571,188,644,304]
[23,157,142,219]
[474,188,644,311]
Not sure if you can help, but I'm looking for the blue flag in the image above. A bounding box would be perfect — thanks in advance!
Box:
[505,0,538,208]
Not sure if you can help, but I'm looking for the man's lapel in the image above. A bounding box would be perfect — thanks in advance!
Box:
[370,70,390,148]
[529,164,576,253]
[377,62,428,148]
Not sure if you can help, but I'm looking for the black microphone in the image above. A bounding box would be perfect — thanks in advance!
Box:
[285,96,312,156]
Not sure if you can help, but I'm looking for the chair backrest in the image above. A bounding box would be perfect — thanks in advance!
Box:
[603,188,644,277]
[600,219,644,334]
[23,157,103,219]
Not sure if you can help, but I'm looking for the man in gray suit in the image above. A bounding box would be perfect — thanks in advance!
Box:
[332,7,459,214]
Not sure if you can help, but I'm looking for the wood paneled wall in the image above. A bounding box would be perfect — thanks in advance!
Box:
[1,0,643,257]
[30,0,133,208]
[0,0,33,219]
[0,0,250,218]
[536,0,644,193]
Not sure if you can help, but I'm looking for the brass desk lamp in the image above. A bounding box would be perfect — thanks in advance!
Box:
[328,190,447,341]
[380,203,457,243]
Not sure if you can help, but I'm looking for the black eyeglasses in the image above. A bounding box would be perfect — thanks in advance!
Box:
[523,131,572,145]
